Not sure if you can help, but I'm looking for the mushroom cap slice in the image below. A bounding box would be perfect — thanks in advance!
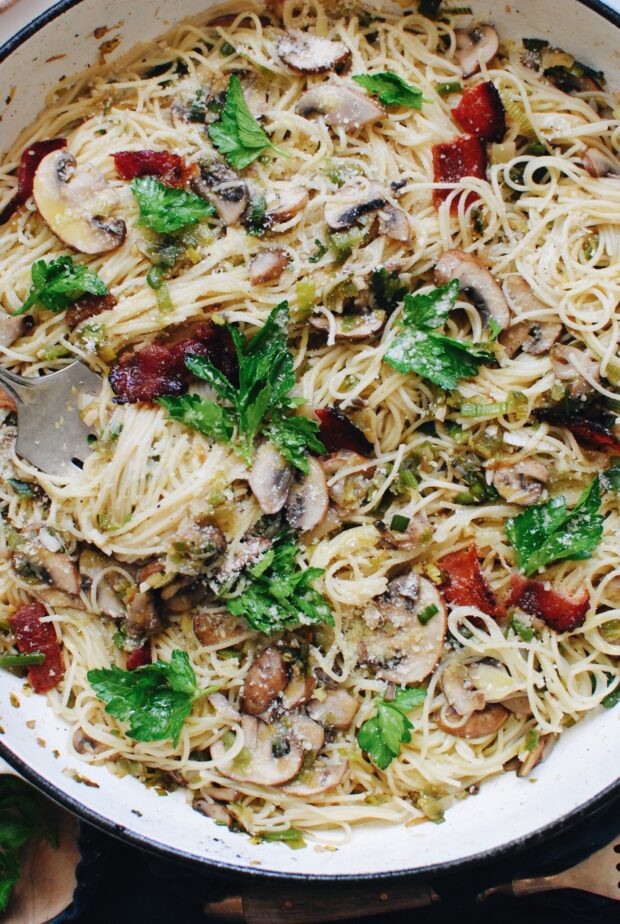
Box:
[241,647,289,716]
[210,715,304,786]
[193,611,249,647]
[320,451,374,511]
[291,714,325,754]
[455,25,499,77]
[500,276,561,357]
[378,205,411,243]
[307,689,359,729]
[33,150,126,254]
[0,314,26,348]
[249,249,289,285]
[324,182,386,230]
[296,85,385,130]
[191,161,249,226]
[361,576,447,685]
[282,760,348,796]
[437,702,509,738]
[286,456,329,533]
[266,185,309,224]
[278,29,351,74]
[79,547,125,618]
[551,344,600,397]
[491,459,549,506]
[517,732,557,777]
[440,662,485,719]
[581,145,620,178]
[249,441,294,514]
[434,249,510,330]
[309,309,385,342]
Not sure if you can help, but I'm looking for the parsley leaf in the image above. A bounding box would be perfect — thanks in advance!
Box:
[384,281,495,389]
[157,394,235,443]
[506,476,603,576]
[352,72,424,109]
[209,75,284,170]
[265,414,326,474]
[87,650,200,746]
[130,176,215,233]
[16,256,108,316]
[0,775,57,912]
[357,687,427,770]
[226,531,333,634]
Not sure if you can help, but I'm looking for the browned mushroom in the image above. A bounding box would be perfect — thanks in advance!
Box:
[551,344,600,397]
[125,589,161,638]
[324,182,386,230]
[14,544,81,597]
[192,796,231,825]
[0,313,26,348]
[435,249,510,330]
[280,673,316,711]
[441,662,485,719]
[278,29,351,74]
[319,451,375,512]
[517,732,557,776]
[436,703,509,738]
[215,536,272,586]
[378,205,411,243]
[491,459,549,506]
[282,760,348,796]
[360,575,447,684]
[191,160,249,226]
[249,249,289,285]
[249,441,294,514]
[376,513,429,550]
[296,85,384,130]
[193,611,249,646]
[169,522,226,576]
[160,579,208,613]
[72,728,106,756]
[500,276,562,357]
[503,694,533,716]
[79,547,125,618]
[33,150,126,254]
[241,647,288,715]
[210,715,304,786]
[307,689,359,729]
[581,145,620,178]
[266,185,309,224]
[309,309,385,342]
[455,25,499,77]
[286,457,330,532]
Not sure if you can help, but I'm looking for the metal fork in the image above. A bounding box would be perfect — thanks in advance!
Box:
[204,836,620,922]
[0,361,101,477]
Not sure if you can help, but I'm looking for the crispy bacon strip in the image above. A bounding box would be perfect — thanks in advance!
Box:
[109,320,238,404]
[452,81,506,143]
[438,544,506,619]
[10,600,64,693]
[315,407,373,456]
[0,138,67,225]
[65,293,118,330]
[112,150,191,187]
[126,640,152,670]
[509,574,589,633]
[432,134,487,211]
[533,405,620,453]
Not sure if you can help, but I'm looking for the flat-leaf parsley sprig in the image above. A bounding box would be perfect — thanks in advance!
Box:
[209,75,286,170]
[357,686,427,770]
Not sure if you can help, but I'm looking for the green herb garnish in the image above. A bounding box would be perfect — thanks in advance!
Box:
[352,72,423,110]
[506,476,603,577]
[257,827,306,849]
[209,75,285,170]
[131,177,214,234]
[357,686,427,770]
[16,256,108,316]
[418,604,439,625]
[511,617,535,642]
[0,652,45,669]
[525,727,540,751]
[158,393,235,443]
[390,514,410,532]
[435,80,463,97]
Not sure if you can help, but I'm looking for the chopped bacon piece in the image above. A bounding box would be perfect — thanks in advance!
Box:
[10,600,64,693]
[109,320,238,404]
[432,134,487,211]
[438,544,506,619]
[509,574,589,633]
[452,81,506,143]
[65,293,118,330]
[112,150,191,187]
[126,640,152,670]
[315,407,373,456]
[0,138,67,225]
[533,405,620,453]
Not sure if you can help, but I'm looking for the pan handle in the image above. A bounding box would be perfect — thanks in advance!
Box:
[204,880,439,923]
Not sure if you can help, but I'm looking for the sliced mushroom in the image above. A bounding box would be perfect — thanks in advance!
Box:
[309,309,385,341]
[125,590,161,638]
[517,732,557,777]
[360,576,447,685]
[193,611,249,647]
[36,547,80,596]
[491,459,549,506]
[376,513,429,550]
[210,715,304,786]
[161,578,208,613]
[291,714,325,754]
[436,703,509,738]
[72,729,106,756]
[378,205,411,243]
[434,249,510,330]
[249,249,289,285]
[280,673,316,711]
[191,161,249,226]
[266,185,309,224]
[324,182,386,230]
[79,547,125,618]
[307,689,359,729]
[441,662,485,719]
[304,504,342,543]
[169,522,226,576]
[241,647,288,716]
[192,796,231,825]
[319,451,375,512]
[282,760,348,796]
[286,457,329,532]
[503,694,532,716]
[455,25,499,77]
[467,659,522,703]
[278,29,351,74]
[249,441,294,514]
[551,344,600,397]
[33,150,126,254]
[0,313,26,348]
[296,84,384,130]
[500,276,562,357]
[581,145,620,178]
[208,692,241,723]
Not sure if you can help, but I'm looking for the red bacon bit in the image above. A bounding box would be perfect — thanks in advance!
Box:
[532,407,620,453]
[432,134,487,211]
[112,150,191,187]
[109,320,238,404]
[438,544,506,619]
[0,138,67,225]
[315,407,373,457]
[10,601,64,693]
[126,640,152,670]
[452,82,506,143]
[65,293,118,330]
[509,574,589,633]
